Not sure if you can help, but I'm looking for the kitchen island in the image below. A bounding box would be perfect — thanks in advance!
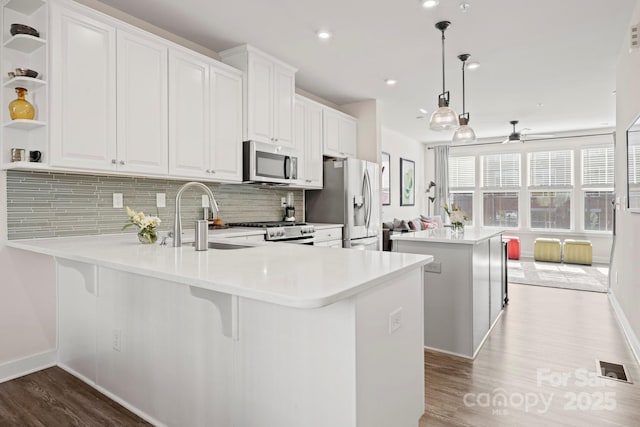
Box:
[8,233,431,427]
[391,228,504,359]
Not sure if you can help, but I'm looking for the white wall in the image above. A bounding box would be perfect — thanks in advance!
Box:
[340,100,382,164]
[381,128,426,222]
[0,171,56,370]
[611,0,640,360]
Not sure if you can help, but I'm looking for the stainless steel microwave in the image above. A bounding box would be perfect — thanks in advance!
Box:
[242,140,298,184]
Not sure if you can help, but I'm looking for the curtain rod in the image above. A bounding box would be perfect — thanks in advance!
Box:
[426,131,614,149]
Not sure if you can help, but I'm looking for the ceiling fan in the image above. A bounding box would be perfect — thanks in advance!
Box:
[502,120,555,143]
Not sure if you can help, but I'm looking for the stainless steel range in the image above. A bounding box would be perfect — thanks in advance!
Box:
[227,221,315,243]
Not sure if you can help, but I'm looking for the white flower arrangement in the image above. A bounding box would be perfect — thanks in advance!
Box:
[122,206,161,243]
[443,204,468,231]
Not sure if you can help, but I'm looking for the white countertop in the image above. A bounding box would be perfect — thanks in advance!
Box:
[7,233,430,309]
[307,223,343,230]
[390,228,504,245]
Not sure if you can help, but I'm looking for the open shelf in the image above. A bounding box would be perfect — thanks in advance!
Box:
[4,0,46,15]
[3,76,46,91]
[2,161,49,171]
[3,119,46,130]
[3,34,46,54]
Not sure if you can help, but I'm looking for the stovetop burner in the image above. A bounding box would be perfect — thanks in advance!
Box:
[227,221,308,228]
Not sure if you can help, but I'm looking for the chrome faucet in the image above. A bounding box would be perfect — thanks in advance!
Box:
[173,182,219,247]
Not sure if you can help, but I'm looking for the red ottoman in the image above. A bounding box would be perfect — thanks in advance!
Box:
[502,235,520,260]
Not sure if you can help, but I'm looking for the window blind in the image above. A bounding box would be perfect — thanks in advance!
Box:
[449,156,475,188]
[529,150,573,187]
[482,153,520,188]
[582,146,614,186]
[629,144,640,185]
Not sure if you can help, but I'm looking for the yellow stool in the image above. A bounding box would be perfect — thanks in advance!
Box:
[534,238,562,263]
[563,239,592,265]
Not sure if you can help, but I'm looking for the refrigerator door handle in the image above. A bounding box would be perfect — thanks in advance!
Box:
[364,169,372,229]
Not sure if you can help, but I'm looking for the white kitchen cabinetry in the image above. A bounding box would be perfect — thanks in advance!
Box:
[49,2,116,171]
[168,47,242,182]
[294,96,323,188]
[313,226,343,248]
[50,2,168,175]
[220,45,297,148]
[323,108,357,158]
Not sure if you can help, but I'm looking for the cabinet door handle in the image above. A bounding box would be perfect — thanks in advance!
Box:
[111,159,117,164]
[119,160,125,165]
[210,170,215,174]
[306,179,312,183]
[206,169,211,173]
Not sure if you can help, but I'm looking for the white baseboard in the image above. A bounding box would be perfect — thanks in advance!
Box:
[608,290,640,367]
[0,350,57,384]
[58,364,166,427]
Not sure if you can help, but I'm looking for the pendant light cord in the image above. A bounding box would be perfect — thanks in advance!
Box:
[441,30,446,94]
[461,60,466,114]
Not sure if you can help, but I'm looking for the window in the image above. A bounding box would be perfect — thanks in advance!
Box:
[582,146,614,232]
[449,156,475,223]
[629,144,640,208]
[529,191,571,229]
[482,153,520,227]
[483,153,520,188]
[449,156,475,188]
[529,150,573,187]
[450,192,473,224]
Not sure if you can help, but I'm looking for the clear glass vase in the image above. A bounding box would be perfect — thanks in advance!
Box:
[451,222,464,236]
[137,228,158,244]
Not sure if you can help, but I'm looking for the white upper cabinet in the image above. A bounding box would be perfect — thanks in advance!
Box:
[294,96,323,188]
[50,2,168,174]
[168,47,242,182]
[168,48,211,178]
[322,108,357,158]
[116,29,168,174]
[210,66,243,182]
[220,45,297,148]
[50,3,117,170]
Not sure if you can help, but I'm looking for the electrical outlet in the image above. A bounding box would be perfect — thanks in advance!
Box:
[281,197,287,207]
[388,307,403,335]
[424,261,441,273]
[156,193,166,208]
[112,329,122,352]
[201,195,209,208]
[113,193,123,208]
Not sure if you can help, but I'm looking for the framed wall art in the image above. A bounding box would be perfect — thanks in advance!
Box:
[400,158,415,206]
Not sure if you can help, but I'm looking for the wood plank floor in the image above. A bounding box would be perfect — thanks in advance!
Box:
[0,367,150,426]
[420,284,640,427]
[1,284,638,426]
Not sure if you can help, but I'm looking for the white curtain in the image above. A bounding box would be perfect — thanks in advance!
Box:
[433,145,450,221]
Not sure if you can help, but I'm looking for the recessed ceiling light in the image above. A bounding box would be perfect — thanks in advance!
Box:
[459,2,470,12]
[466,61,480,70]
[421,0,439,8]
[317,30,332,40]
[385,79,397,86]
[419,108,428,114]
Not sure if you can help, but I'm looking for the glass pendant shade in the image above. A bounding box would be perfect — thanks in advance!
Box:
[430,105,459,131]
[452,124,476,143]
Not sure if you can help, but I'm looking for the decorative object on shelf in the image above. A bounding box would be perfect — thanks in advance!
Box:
[452,54,477,144]
[400,157,415,206]
[381,152,391,205]
[29,150,42,162]
[444,204,467,234]
[122,206,161,244]
[14,68,39,78]
[10,148,27,162]
[8,87,35,120]
[10,23,39,38]
[429,21,459,131]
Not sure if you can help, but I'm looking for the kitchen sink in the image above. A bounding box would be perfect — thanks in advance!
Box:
[188,241,251,250]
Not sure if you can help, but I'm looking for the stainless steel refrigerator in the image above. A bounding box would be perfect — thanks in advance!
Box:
[306,158,380,250]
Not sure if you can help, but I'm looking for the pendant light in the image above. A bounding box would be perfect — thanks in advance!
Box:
[452,53,477,143]
[429,21,459,131]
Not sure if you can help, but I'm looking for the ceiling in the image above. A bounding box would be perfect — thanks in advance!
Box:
[95,0,636,143]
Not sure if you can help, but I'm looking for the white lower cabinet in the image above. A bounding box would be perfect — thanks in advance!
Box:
[313,226,343,247]
[168,47,242,182]
[294,95,324,188]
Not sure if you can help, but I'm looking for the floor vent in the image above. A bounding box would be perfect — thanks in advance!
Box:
[595,360,632,383]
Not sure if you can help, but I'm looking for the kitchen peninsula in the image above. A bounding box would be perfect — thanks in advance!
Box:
[391,228,505,359]
[8,233,432,427]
